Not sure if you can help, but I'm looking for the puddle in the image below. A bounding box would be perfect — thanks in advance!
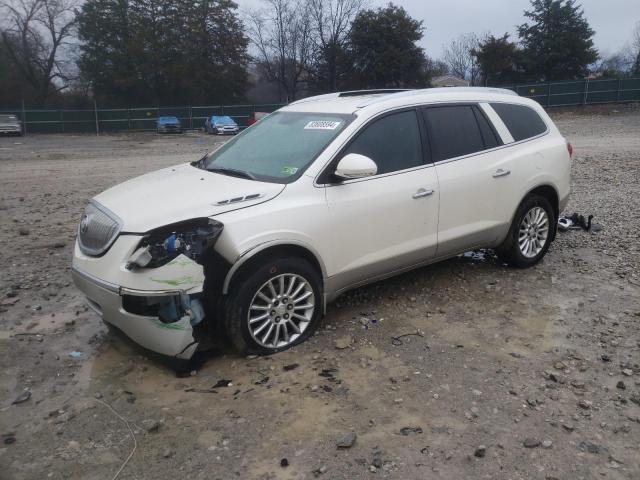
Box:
[460,249,495,262]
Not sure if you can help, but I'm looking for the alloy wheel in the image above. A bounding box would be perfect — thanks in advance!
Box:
[518,206,549,258]
[247,273,315,349]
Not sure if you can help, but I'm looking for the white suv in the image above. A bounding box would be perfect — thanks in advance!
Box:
[72,88,571,361]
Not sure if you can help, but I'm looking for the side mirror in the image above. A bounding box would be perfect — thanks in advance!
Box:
[334,153,377,180]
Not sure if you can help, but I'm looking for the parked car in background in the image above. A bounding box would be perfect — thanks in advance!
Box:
[72,87,571,362]
[247,111,269,126]
[0,114,23,136]
[205,115,239,134]
[156,116,182,133]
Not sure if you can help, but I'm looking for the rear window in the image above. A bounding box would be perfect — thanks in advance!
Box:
[423,105,485,162]
[473,107,500,149]
[490,103,547,141]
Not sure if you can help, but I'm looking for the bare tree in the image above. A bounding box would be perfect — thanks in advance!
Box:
[629,21,640,75]
[0,0,78,105]
[309,0,365,91]
[424,55,448,80]
[596,21,640,77]
[247,0,313,102]
[441,32,483,85]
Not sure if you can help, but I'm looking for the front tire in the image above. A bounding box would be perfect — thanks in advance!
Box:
[496,194,555,268]
[222,257,322,355]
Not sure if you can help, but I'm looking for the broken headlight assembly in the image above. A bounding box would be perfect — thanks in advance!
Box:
[126,218,223,269]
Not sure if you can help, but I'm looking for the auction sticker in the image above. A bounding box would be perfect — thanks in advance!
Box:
[304,120,341,130]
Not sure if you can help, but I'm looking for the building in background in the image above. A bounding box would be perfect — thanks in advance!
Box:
[431,75,470,87]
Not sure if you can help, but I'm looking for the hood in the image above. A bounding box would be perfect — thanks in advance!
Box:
[93,163,285,232]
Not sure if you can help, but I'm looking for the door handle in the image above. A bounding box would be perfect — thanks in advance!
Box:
[413,188,434,199]
[492,168,511,178]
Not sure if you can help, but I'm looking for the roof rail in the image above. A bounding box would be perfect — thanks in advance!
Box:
[338,89,412,97]
[289,86,518,107]
[356,86,518,107]
[289,89,413,106]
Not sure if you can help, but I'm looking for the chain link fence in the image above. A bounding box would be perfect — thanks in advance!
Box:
[2,77,639,134]
[502,77,640,107]
[0,103,285,134]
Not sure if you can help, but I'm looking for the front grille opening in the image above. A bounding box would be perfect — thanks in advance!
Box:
[122,294,184,323]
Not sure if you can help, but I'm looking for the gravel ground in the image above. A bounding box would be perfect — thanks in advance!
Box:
[0,104,639,480]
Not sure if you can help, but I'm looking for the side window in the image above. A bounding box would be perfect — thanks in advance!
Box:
[490,103,547,141]
[342,110,424,175]
[473,106,500,149]
[423,105,485,162]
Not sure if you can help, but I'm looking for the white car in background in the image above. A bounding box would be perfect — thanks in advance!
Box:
[72,88,571,363]
[0,114,22,135]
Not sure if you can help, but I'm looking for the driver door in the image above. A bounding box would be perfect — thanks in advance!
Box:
[322,109,439,290]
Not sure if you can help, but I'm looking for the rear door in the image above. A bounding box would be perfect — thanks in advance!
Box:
[422,103,509,255]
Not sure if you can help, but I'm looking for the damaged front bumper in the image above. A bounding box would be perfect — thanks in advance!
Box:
[71,266,202,359]
[71,236,207,360]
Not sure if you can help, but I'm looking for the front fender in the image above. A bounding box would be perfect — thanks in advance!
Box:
[221,238,328,294]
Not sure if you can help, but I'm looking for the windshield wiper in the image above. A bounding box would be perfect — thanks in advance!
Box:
[191,154,208,169]
[206,166,256,180]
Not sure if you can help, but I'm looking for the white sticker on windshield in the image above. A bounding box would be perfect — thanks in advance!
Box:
[304,120,341,130]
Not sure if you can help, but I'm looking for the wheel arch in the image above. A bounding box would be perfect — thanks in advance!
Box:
[222,241,327,296]
[514,183,559,240]
[527,184,559,220]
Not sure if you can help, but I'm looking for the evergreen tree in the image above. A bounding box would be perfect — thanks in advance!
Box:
[518,0,598,81]
[472,34,524,85]
[348,4,427,88]
[78,0,249,106]
[77,0,141,105]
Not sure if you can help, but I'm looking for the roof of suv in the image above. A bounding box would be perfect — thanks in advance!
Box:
[282,87,524,115]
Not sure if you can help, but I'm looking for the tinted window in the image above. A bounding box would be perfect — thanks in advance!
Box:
[423,106,485,161]
[341,110,424,175]
[490,103,547,141]
[473,107,500,149]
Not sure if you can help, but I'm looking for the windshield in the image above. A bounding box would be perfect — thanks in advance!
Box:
[201,111,353,183]
[213,116,235,124]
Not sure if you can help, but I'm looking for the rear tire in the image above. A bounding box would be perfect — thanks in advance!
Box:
[222,257,322,355]
[496,194,555,268]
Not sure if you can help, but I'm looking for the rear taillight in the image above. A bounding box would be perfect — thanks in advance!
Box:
[566,141,573,158]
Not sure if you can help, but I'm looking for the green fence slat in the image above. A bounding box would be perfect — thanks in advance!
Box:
[7,80,639,134]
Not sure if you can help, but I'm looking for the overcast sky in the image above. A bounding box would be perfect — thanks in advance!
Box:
[237,0,640,59]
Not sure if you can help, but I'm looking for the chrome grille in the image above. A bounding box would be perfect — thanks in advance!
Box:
[77,202,122,256]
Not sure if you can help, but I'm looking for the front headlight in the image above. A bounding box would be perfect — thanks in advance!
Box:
[126,218,223,269]
[78,201,123,256]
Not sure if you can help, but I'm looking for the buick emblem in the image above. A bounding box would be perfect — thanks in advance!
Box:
[79,214,90,234]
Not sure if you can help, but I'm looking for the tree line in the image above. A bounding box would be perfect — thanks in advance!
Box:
[0,0,639,108]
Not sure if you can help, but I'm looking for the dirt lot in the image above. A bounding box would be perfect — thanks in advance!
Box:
[1,104,639,480]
